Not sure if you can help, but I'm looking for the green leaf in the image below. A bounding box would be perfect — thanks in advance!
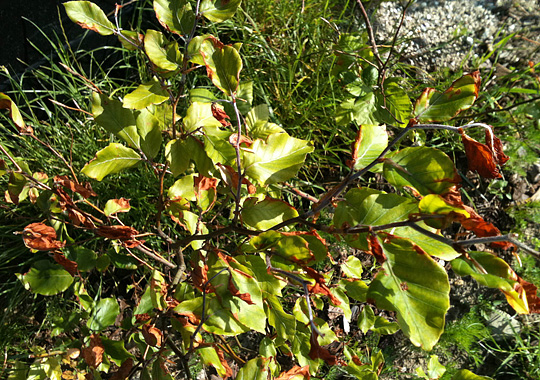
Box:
[183,102,223,133]
[7,172,28,204]
[165,139,191,177]
[242,197,299,230]
[123,79,169,110]
[64,246,97,272]
[419,194,470,229]
[246,105,285,140]
[236,255,286,297]
[367,236,450,350]
[383,147,459,195]
[340,279,368,303]
[63,1,115,35]
[265,295,297,345]
[413,72,480,122]
[91,93,140,149]
[336,92,378,126]
[341,256,363,278]
[153,0,195,36]
[203,45,243,96]
[144,29,182,73]
[0,92,27,132]
[168,174,197,201]
[198,346,231,378]
[358,305,375,333]
[136,107,163,158]
[235,357,270,380]
[20,260,73,296]
[101,337,134,366]
[244,133,314,185]
[200,0,242,23]
[204,128,236,166]
[350,124,388,171]
[87,298,120,331]
[372,316,400,335]
[375,79,412,125]
[451,251,528,314]
[452,369,493,380]
[81,143,141,181]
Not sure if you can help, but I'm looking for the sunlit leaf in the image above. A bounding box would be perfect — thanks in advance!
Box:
[349,124,388,170]
[452,369,493,380]
[144,29,182,73]
[0,92,31,133]
[242,197,299,230]
[136,107,163,158]
[123,79,169,110]
[81,143,141,181]
[91,93,140,149]
[383,146,460,195]
[19,260,74,296]
[202,45,243,96]
[413,71,481,122]
[244,133,314,185]
[153,0,195,36]
[367,235,450,350]
[64,1,115,36]
[200,0,242,23]
[235,357,270,380]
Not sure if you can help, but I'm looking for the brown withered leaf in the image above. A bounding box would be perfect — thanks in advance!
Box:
[214,345,234,379]
[367,234,386,264]
[229,133,252,147]
[441,188,515,250]
[275,365,311,380]
[54,175,97,198]
[22,222,65,251]
[54,252,78,276]
[485,128,510,166]
[142,324,163,347]
[308,332,338,365]
[194,175,218,193]
[82,334,104,369]
[191,253,211,292]
[122,239,144,248]
[134,313,152,324]
[460,128,509,179]
[211,103,231,127]
[96,225,138,240]
[109,358,133,380]
[304,267,341,306]
[216,163,256,194]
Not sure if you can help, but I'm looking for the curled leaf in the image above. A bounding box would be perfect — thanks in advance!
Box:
[110,358,134,380]
[460,127,509,179]
[211,103,231,127]
[96,225,139,240]
[308,332,338,365]
[142,324,163,347]
[275,365,311,380]
[53,252,78,276]
[22,223,65,251]
[54,175,97,198]
[82,334,104,368]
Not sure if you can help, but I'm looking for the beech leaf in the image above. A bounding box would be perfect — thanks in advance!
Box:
[64,1,115,36]
[81,143,141,181]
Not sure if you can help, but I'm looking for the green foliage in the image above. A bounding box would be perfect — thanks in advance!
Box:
[1,1,539,379]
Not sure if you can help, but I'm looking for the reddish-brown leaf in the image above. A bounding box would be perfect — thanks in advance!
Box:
[275,365,311,380]
[54,175,97,198]
[227,277,254,305]
[194,175,218,193]
[304,267,341,306]
[367,234,386,264]
[485,128,510,166]
[110,358,133,380]
[22,222,65,251]
[82,334,104,369]
[134,313,152,324]
[214,345,234,379]
[96,225,138,240]
[460,130,501,178]
[191,253,211,292]
[216,163,257,194]
[229,133,252,147]
[106,198,131,214]
[53,252,78,276]
[211,103,231,127]
[122,239,144,248]
[142,324,163,347]
[308,332,338,365]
